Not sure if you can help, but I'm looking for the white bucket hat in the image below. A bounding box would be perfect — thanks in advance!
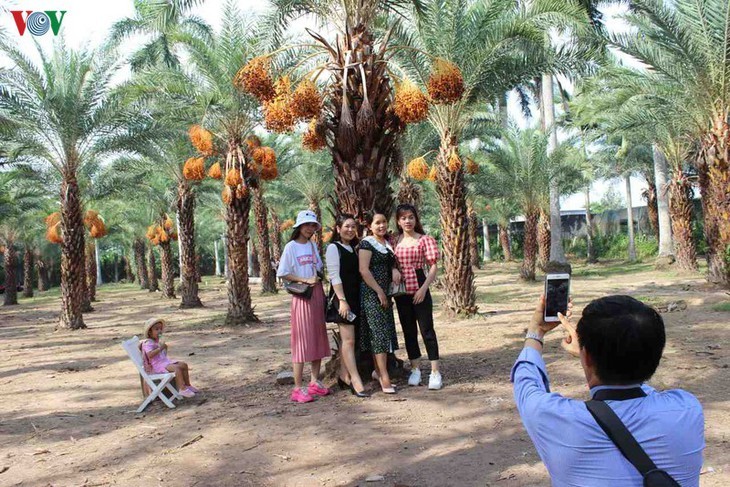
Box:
[293,210,321,230]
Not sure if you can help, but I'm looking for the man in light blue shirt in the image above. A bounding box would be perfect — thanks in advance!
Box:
[512,295,704,486]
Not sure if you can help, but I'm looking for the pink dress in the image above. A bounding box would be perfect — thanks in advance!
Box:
[141,339,178,374]
[290,283,330,362]
[276,241,331,363]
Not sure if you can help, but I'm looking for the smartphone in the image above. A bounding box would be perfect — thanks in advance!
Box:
[544,273,570,322]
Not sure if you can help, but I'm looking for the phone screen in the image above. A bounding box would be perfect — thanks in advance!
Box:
[545,278,570,318]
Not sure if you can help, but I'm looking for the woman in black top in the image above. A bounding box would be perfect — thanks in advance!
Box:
[325,214,368,397]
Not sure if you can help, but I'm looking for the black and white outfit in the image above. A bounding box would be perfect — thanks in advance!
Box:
[325,241,361,328]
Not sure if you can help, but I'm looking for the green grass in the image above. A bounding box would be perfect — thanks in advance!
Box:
[712,302,730,312]
[571,261,654,278]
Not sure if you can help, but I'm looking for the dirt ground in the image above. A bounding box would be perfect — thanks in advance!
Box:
[1,261,728,487]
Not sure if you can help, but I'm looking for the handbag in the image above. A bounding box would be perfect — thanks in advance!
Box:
[285,281,313,299]
[387,248,407,298]
[326,288,347,323]
[283,241,319,300]
[387,280,407,298]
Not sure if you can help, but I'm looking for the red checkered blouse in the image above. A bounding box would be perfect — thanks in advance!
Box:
[394,235,440,294]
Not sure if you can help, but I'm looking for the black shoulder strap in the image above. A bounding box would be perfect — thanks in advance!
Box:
[585,400,658,475]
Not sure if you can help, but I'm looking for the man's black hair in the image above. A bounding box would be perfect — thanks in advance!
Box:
[577,295,665,384]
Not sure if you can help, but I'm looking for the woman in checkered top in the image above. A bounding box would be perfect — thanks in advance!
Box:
[393,204,442,390]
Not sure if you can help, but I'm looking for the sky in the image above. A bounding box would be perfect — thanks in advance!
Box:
[0,0,650,212]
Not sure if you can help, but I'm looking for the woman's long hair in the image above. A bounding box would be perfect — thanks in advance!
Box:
[395,204,425,235]
[289,226,303,241]
[331,213,360,247]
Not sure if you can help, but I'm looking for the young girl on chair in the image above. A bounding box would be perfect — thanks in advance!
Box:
[142,318,198,398]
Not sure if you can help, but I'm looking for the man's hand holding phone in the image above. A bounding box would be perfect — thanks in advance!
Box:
[526,295,574,354]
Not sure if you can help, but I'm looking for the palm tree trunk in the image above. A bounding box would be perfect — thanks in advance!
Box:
[252,184,277,293]
[248,240,260,277]
[643,181,659,239]
[124,254,134,282]
[329,25,400,222]
[482,218,492,263]
[85,241,97,302]
[225,166,257,325]
[223,235,230,279]
[625,175,637,262]
[58,173,86,329]
[95,241,102,285]
[159,241,175,298]
[35,250,49,292]
[3,243,18,306]
[542,74,568,269]
[178,180,202,308]
[537,209,551,270]
[696,116,730,286]
[668,170,698,272]
[584,186,597,263]
[499,224,512,261]
[222,139,257,323]
[653,145,674,259]
[134,238,149,290]
[79,242,93,312]
[22,246,33,298]
[214,240,222,276]
[114,254,119,282]
[269,209,283,264]
[468,202,480,269]
[435,135,476,315]
[520,208,539,281]
[147,245,159,292]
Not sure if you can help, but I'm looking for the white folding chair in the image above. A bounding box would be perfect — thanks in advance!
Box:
[122,336,182,413]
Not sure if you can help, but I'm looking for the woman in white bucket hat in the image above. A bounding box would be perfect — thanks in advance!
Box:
[276,210,331,403]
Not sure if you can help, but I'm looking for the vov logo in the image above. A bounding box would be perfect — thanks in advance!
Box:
[10,11,67,36]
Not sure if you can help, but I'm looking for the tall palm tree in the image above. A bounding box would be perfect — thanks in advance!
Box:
[108,0,212,72]
[572,69,698,270]
[261,0,417,221]
[119,138,204,306]
[393,0,588,313]
[603,0,730,284]
[0,40,154,328]
[481,130,554,280]
[179,5,272,325]
[0,168,45,305]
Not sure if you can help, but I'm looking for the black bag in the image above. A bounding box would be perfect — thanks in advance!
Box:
[285,281,313,299]
[325,287,347,323]
[585,398,681,487]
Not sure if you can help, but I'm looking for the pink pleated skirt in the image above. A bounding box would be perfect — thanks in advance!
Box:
[290,283,331,363]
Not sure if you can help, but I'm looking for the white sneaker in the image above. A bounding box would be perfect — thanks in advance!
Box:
[408,368,422,386]
[428,371,442,390]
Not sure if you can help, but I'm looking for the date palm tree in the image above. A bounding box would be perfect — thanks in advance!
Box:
[108,0,212,72]
[572,69,699,271]
[0,41,152,328]
[480,130,555,280]
[392,0,589,313]
[603,0,730,284]
[262,0,419,221]
[0,168,45,305]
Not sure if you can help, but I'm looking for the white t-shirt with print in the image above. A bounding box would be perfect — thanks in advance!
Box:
[276,240,323,279]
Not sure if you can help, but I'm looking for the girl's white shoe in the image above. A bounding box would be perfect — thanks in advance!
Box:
[428,371,442,390]
[408,368,422,386]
